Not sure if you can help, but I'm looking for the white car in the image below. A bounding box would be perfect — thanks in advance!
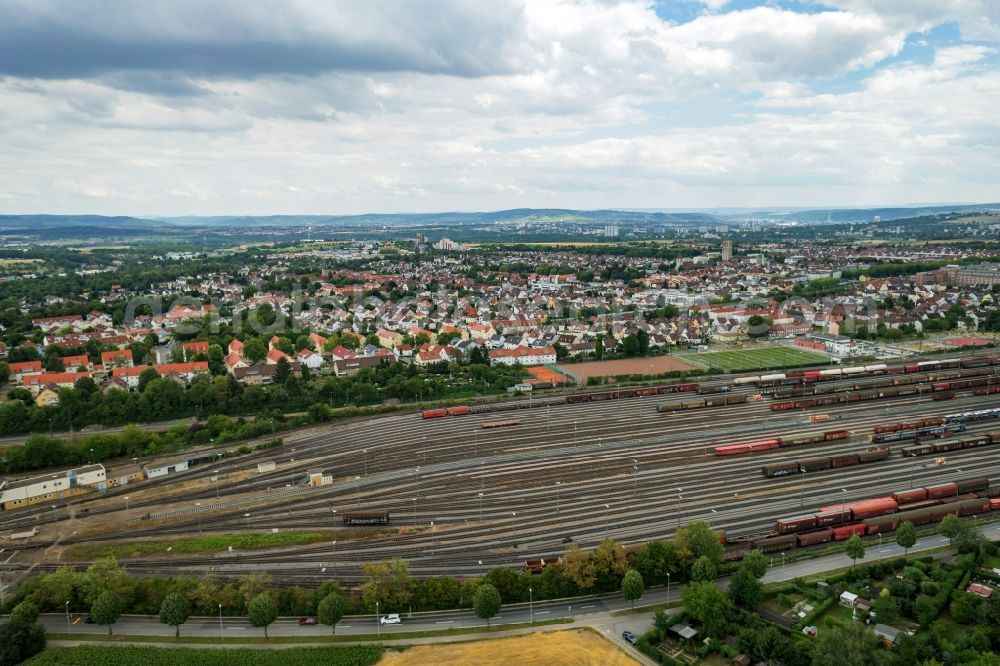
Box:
[379,614,401,625]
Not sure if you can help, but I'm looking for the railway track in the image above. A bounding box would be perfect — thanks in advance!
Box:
[3,364,1000,585]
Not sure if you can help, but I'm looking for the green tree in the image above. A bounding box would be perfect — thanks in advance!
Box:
[682,581,731,637]
[562,544,596,591]
[594,334,604,360]
[940,514,962,540]
[741,549,768,579]
[473,583,501,626]
[872,589,900,625]
[274,357,292,384]
[591,539,629,590]
[951,592,984,624]
[729,567,763,608]
[690,555,717,582]
[360,558,413,612]
[207,344,226,375]
[845,533,865,568]
[158,592,191,638]
[90,590,123,635]
[811,623,880,666]
[317,592,347,635]
[677,520,723,565]
[621,569,644,609]
[10,601,40,624]
[896,520,917,558]
[243,338,267,363]
[247,593,278,640]
[0,361,9,385]
[137,367,160,392]
[0,615,47,666]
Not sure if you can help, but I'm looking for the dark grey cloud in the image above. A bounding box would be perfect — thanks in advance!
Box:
[0,1,527,80]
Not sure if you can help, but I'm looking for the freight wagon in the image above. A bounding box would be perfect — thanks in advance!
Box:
[342,511,390,526]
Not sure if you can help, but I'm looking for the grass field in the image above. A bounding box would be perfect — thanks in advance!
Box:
[378,629,639,666]
[27,645,382,665]
[62,532,334,561]
[692,346,830,372]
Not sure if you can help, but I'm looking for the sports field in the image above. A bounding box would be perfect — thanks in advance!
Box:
[691,346,830,372]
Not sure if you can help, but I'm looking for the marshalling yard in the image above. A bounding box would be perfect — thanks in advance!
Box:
[2,353,1000,590]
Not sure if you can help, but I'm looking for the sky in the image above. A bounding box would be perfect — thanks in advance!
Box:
[0,0,998,216]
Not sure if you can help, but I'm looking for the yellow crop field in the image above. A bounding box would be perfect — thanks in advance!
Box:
[379,629,640,666]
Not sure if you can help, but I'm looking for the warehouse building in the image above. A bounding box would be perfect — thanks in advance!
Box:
[0,464,107,510]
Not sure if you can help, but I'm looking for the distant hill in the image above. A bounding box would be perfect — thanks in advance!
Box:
[736,203,1000,224]
[0,214,165,230]
[155,208,724,227]
[3,204,998,232]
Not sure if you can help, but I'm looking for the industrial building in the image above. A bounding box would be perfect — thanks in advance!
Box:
[0,464,107,510]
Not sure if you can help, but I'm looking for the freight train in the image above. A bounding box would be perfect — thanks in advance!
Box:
[421,382,701,419]
[725,477,995,559]
[714,429,849,456]
[770,367,1000,399]
[736,356,1000,388]
[900,431,1000,457]
[761,446,890,477]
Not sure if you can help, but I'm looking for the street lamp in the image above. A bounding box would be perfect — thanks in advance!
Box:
[799,469,806,508]
[213,470,220,498]
[412,497,418,526]
[244,513,250,531]
[65,600,70,632]
[529,586,533,624]
[218,604,223,642]
[555,481,561,514]
[124,495,129,512]
[675,489,683,529]
[478,492,484,521]
[195,502,202,534]
[511,511,517,545]
[376,601,380,636]
[666,572,671,608]
[603,503,610,539]
[331,540,337,573]
[363,449,368,477]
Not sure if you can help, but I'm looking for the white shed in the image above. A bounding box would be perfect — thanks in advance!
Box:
[839,591,858,608]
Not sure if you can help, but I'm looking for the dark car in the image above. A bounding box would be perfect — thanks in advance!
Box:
[84,616,96,624]
[622,630,638,645]
[298,616,318,625]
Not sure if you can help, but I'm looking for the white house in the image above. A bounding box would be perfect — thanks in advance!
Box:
[488,346,557,367]
[297,348,324,370]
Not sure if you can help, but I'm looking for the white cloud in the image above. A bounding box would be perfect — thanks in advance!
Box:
[0,1,997,214]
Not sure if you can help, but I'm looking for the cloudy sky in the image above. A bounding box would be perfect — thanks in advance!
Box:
[1,0,998,216]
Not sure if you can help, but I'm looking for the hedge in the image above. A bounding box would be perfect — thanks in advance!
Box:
[26,645,382,666]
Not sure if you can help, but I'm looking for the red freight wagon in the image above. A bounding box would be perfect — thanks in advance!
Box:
[796,528,834,547]
[925,482,959,499]
[892,488,928,504]
[776,515,818,534]
[446,406,471,416]
[421,408,448,419]
[814,508,852,526]
[831,523,866,540]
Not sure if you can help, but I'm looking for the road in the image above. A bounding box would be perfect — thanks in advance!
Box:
[38,523,998,642]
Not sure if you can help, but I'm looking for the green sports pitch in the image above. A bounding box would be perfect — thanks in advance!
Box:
[692,346,831,372]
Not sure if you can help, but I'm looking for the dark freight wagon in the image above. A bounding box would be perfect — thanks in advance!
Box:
[342,511,390,526]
